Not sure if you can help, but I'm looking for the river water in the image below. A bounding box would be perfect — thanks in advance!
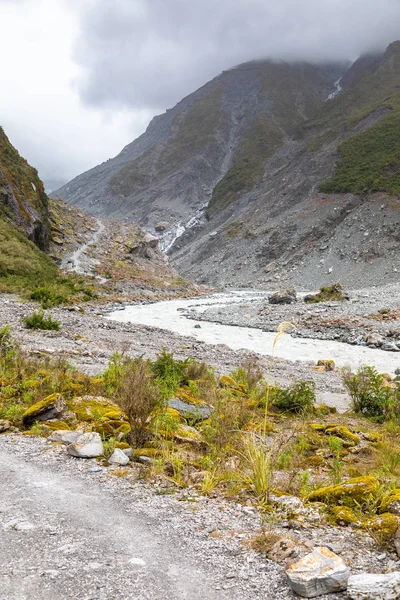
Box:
[108,291,400,375]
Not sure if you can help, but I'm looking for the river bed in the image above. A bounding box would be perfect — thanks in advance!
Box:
[107,291,400,375]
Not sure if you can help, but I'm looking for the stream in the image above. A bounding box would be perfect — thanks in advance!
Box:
[107,291,400,375]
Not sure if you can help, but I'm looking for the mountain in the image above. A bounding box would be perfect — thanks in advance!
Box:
[54,61,344,239]
[0,129,191,298]
[0,126,50,250]
[55,42,400,288]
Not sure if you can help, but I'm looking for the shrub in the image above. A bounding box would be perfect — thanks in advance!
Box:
[343,366,397,419]
[0,324,14,356]
[29,287,68,309]
[116,359,162,446]
[23,310,61,331]
[151,349,193,395]
[272,380,316,414]
[304,283,345,304]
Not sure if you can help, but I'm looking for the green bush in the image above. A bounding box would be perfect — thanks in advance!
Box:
[304,283,345,304]
[151,349,193,395]
[29,287,68,309]
[343,366,397,419]
[273,380,316,414]
[23,310,60,331]
[0,324,14,356]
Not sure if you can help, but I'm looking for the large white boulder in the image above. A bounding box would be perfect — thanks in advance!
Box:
[109,448,130,466]
[286,546,350,598]
[347,572,400,600]
[67,432,103,458]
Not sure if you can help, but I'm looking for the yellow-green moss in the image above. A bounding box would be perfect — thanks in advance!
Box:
[132,448,161,459]
[102,409,124,421]
[317,360,336,372]
[379,489,400,514]
[42,420,70,431]
[70,398,125,423]
[309,423,334,432]
[115,442,130,450]
[115,423,131,436]
[308,476,380,505]
[365,513,399,544]
[325,426,360,445]
[329,506,360,526]
[362,431,383,443]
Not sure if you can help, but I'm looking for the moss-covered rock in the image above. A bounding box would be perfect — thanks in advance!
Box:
[329,506,360,526]
[361,431,383,443]
[132,447,161,459]
[316,360,336,372]
[365,513,399,544]
[102,409,124,421]
[70,396,126,422]
[309,423,334,432]
[308,476,379,505]
[41,420,70,431]
[325,426,360,446]
[379,489,400,515]
[22,393,66,427]
[115,442,130,450]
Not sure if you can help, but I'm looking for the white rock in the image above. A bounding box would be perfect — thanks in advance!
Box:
[109,448,129,466]
[67,432,103,458]
[4,519,36,531]
[49,430,81,445]
[286,546,350,598]
[347,572,400,599]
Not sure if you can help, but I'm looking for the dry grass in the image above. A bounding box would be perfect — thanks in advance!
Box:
[116,359,162,446]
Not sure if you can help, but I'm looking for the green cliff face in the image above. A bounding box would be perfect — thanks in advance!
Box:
[0,128,58,291]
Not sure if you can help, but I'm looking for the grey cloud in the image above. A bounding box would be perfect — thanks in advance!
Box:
[74,0,400,111]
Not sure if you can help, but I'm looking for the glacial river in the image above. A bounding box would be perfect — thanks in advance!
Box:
[107,291,400,375]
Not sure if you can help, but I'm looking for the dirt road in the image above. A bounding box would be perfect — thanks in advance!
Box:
[0,435,289,600]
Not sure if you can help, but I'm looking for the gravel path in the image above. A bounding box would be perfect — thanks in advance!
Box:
[0,435,288,600]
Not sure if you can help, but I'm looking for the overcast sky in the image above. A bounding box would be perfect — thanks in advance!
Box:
[1,0,400,185]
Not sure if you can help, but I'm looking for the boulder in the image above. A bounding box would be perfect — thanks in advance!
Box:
[67,432,103,458]
[308,476,379,505]
[49,430,81,445]
[109,448,130,466]
[168,398,213,421]
[365,332,384,347]
[143,233,159,248]
[347,572,400,599]
[269,537,297,562]
[155,221,169,232]
[22,394,67,427]
[269,289,297,305]
[286,547,350,598]
[0,419,11,433]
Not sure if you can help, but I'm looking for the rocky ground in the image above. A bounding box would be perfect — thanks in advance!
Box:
[0,434,397,600]
[2,289,400,598]
[0,294,348,400]
[184,283,400,352]
[49,198,197,302]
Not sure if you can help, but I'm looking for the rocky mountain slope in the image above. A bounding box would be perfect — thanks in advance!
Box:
[55,42,400,288]
[0,130,191,299]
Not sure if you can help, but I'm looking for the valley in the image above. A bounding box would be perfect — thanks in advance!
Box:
[1,33,400,600]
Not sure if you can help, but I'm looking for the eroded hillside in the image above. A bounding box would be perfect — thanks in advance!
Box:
[55,42,400,288]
